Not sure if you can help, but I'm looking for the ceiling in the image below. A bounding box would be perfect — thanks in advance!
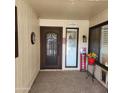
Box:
[26,0,108,20]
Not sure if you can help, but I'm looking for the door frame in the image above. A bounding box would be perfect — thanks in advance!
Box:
[40,26,63,69]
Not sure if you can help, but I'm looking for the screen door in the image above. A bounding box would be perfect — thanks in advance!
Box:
[65,28,78,68]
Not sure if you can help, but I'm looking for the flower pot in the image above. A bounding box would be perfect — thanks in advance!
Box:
[88,58,95,65]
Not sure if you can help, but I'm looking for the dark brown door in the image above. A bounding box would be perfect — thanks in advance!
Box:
[40,27,62,69]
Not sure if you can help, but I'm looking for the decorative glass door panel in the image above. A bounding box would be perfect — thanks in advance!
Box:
[65,28,78,67]
[46,33,57,65]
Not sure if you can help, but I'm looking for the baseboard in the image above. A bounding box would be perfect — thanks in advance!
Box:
[40,69,79,71]
[40,69,63,71]
[27,69,40,93]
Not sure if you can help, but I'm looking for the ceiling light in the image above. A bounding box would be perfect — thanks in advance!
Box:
[69,0,77,5]
[69,0,75,2]
[88,0,107,1]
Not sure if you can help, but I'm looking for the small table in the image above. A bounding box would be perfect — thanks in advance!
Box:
[86,62,96,82]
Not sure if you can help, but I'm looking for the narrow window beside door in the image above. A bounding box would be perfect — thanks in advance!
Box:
[65,28,79,68]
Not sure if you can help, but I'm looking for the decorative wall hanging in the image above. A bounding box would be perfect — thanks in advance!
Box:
[31,32,35,44]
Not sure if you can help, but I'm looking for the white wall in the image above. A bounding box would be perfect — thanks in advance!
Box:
[39,19,89,70]
[89,8,108,88]
[15,0,40,93]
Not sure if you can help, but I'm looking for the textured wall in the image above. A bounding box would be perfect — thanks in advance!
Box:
[15,0,40,93]
[39,19,89,70]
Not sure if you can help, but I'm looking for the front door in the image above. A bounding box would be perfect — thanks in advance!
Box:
[40,27,62,69]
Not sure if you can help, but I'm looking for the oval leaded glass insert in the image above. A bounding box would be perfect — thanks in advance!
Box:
[46,33,57,56]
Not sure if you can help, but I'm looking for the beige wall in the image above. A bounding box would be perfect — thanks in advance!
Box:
[39,19,89,70]
[90,9,108,27]
[89,8,108,88]
[15,0,40,93]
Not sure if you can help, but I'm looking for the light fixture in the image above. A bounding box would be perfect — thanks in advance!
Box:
[83,35,87,43]
[68,0,82,5]
[88,0,104,1]
[69,0,75,5]
[69,0,77,5]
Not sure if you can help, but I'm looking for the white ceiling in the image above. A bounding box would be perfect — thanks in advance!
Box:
[26,0,108,20]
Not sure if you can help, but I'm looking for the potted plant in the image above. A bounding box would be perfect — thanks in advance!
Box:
[87,52,97,65]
